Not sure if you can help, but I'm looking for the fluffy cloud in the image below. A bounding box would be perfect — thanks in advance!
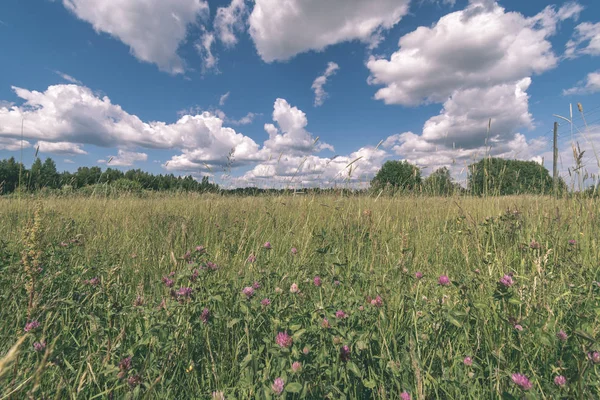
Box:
[0,137,30,151]
[566,22,600,58]
[100,150,148,166]
[197,31,218,71]
[36,141,88,155]
[564,70,600,95]
[248,0,410,62]
[312,62,340,107]
[367,0,579,105]
[214,0,247,47]
[62,0,209,74]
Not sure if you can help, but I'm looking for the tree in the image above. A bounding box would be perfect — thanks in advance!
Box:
[41,158,59,189]
[371,160,422,191]
[29,158,43,190]
[422,167,459,196]
[468,157,558,195]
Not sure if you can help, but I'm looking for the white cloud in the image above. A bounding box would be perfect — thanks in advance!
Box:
[219,92,230,106]
[62,0,209,74]
[64,159,75,164]
[367,0,578,106]
[0,137,30,151]
[54,71,82,85]
[36,140,88,155]
[104,149,148,166]
[229,112,257,125]
[312,62,340,107]
[248,0,410,62]
[564,70,600,95]
[214,0,247,47]
[196,31,218,71]
[566,22,600,58]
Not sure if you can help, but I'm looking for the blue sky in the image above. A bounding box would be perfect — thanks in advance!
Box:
[0,0,599,188]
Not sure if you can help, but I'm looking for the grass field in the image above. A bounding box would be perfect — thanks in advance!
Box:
[0,194,599,399]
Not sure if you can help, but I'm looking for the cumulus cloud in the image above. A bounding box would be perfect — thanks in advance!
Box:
[367,0,579,105]
[564,70,600,95]
[62,0,209,74]
[214,0,247,47]
[248,0,410,62]
[101,149,148,166]
[36,141,88,155]
[566,21,600,58]
[312,62,340,107]
[0,137,30,151]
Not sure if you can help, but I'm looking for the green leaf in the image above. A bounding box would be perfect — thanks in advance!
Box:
[362,379,377,389]
[240,353,253,368]
[346,361,362,378]
[292,329,306,340]
[290,324,302,331]
[285,383,303,393]
[446,314,462,328]
[227,318,240,328]
[574,330,596,343]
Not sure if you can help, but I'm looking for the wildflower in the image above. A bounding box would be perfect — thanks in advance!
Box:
[276,331,293,348]
[261,298,271,306]
[588,351,600,364]
[272,377,285,396]
[371,295,383,307]
[358,305,364,311]
[190,269,199,282]
[514,324,523,331]
[253,281,261,290]
[133,296,144,307]
[242,287,255,299]
[127,375,142,388]
[499,275,514,288]
[33,341,46,352]
[85,277,100,286]
[334,280,341,286]
[568,239,576,246]
[463,356,473,366]
[511,373,532,390]
[333,336,342,345]
[554,375,567,386]
[438,275,451,286]
[24,320,40,332]
[195,245,206,253]
[247,254,256,263]
[119,356,132,372]
[321,318,330,329]
[275,287,283,294]
[402,267,409,274]
[474,269,481,274]
[290,283,299,293]
[292,361,302,373]
[183,250,191,261]
[340,345,351,362]
[303,346,310,355]
[400,392,411,400]
[177,287,193,298]
[529,240,541,250]
[59,241,68,247]
[335,310,347,319]
[162,277,174,288]
[206,262,219,271]
[264,242,272,250]
[201,308,210,324]
[291,247,298,255]
[169,271,176,277]
[556,330,568,342]
[158,298,167,310]
[212,391,225,400]
[415,271,423,279]
[313,276,322,287]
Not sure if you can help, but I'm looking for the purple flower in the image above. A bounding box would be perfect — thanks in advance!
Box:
[463,356,473,366]
[177,287,193,298]
[24,320,40,332]
[272,377,284,396]
[400,392,411,400]
[253,281,261,290]
[334,280,341,286]
[371,295,383,307]
[183,250,192,260]
[474,269,481,274]
[276,332,293,348]
[514,324,523,331]
[190,269,199,282]
[291,247,298,255]
[358,305,364,311]
[313,276,322,287]
[438,275,451,286]
[59,241,69,247]
[247,254,256,263]
[321,318,330,329]
[264,242,272,250]
[588,351,600,364]
[261,298,271,306]
[529,240,541,250]
[133,296,144,307]
[127,375,142,388]
[201,308,210,324]
[169,271,176,277]
[340,345,351,362]
[162,277,174,288]
[554,375,567,386]
[499,275,514,288]
[556,330,568,342]
[303,346,310,355]
[511,373,532,390]
[195,245,206,253]
[568,239,576,246]
[33,341,46,352]
[206,261,219,271]
[84,277,100,286]
[119,356,132,372]
[290,283,299,293]
[335,310,347,319]
[242,286,255,299]
[292,361,302,373]
[415,271,423,280]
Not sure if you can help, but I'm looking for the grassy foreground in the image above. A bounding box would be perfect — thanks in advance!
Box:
[0,194,599,399]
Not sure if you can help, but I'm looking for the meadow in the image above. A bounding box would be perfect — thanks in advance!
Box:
[0,194,599,399]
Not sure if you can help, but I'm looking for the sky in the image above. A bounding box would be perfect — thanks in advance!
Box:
[0,0,599,188]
